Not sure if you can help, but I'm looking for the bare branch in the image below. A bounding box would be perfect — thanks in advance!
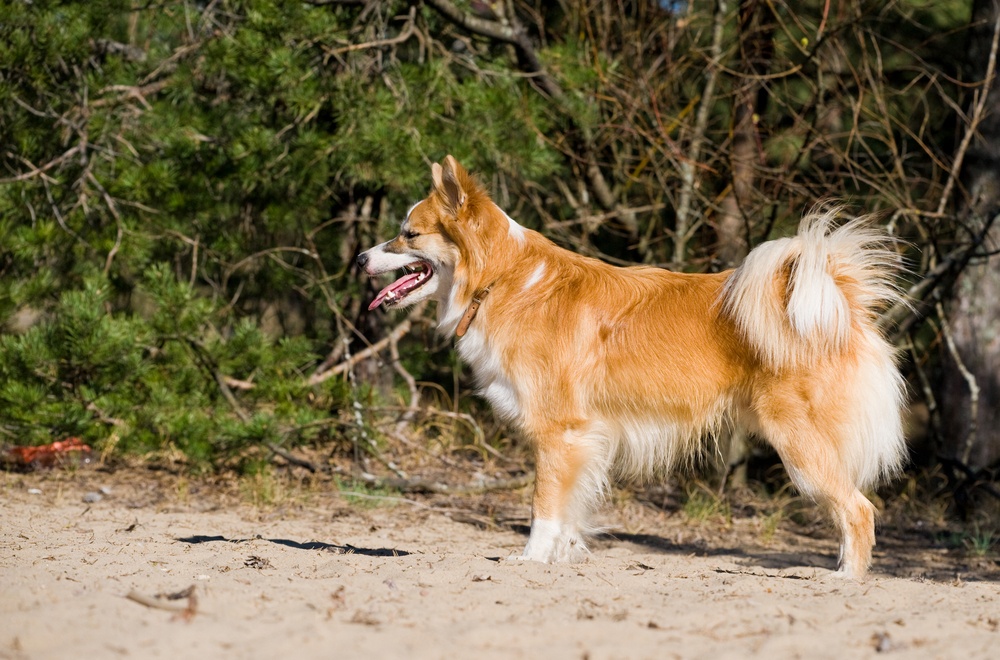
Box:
[390,331,420,433]
[307,303,427,386]
[935,8,1000,217]
[936,301,980,465]
[0,148,80,183]
[674,0,728,267]
[423,0,561,99]
[354,470,533,495]
[322,6,416,56]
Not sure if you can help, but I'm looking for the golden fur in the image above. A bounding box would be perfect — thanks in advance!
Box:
[358,156,906,577]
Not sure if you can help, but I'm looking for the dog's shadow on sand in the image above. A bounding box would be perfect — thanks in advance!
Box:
[501,523,836,574]
[176,534,411,557]
[503,525,1000,580]
[596,533,837,569]
[604,530,836,572]
[603,530,1000,580]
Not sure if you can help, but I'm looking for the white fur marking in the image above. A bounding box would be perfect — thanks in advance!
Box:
[787,237,849,342]
[520,518,562,562]
[522,262,546,291]
[502,209,527,244]
[519,518,587,563]
[457,327,523,421]
[437,278,468,335]
[483,379,521,421]
[362,241,421,273]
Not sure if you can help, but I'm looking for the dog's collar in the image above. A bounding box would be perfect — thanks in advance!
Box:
[455,286,492,338]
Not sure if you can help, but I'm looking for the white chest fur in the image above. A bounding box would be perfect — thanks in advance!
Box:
[458,328,522,422]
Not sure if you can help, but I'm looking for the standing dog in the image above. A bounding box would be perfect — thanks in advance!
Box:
[358,156,906,578]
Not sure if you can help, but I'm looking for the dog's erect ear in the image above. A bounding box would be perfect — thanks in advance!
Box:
[432,155,467,214]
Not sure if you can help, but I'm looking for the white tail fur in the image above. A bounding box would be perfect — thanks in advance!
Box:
[720,208,907,489]
[721,208,902,370]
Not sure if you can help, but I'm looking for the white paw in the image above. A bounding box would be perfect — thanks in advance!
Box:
[819,567,866,582]
[519,518,589,563]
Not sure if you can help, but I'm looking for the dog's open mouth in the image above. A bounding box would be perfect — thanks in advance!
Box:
[368,262,434,310]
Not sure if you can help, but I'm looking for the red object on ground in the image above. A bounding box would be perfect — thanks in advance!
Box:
[4,437,93,469]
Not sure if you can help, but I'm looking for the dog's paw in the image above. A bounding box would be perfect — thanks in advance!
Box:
[506,553,543,563]
[818,568,867,582]
[518,519,589,563]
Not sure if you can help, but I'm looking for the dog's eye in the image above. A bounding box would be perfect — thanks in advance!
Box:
[402,229,420,240]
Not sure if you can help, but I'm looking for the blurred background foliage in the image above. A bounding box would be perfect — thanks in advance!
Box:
[2,1,999,506]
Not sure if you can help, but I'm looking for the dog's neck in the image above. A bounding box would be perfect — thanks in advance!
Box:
[455,285,492,337]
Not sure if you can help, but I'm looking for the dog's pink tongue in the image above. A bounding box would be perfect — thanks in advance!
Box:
[368,272,423,311]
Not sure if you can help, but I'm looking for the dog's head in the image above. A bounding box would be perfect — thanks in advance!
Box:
[358,155,518,313]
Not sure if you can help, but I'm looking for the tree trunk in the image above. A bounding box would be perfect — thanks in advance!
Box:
[714,0,774,487]
[937,0,1000,470]
[715,0,773,269]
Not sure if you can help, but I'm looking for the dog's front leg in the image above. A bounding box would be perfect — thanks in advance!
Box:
[518,430,594,563]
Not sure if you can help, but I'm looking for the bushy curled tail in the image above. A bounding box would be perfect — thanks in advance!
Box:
[720,207,903,372]
[721,208,907,490]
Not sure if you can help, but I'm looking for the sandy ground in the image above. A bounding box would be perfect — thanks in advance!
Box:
[1,467,999,660]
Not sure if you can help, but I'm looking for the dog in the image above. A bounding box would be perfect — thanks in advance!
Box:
[357,156,906,578]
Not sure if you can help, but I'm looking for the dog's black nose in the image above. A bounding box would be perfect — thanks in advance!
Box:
[356,252,369,270]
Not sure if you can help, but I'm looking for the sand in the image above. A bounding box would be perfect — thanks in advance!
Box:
[1,468,998,659]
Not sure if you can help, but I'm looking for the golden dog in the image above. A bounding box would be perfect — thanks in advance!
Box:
[358,156,906,577]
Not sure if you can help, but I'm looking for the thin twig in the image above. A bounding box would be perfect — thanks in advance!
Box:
[126,586,198,619]
[906,331,941,449]
[547,203,667,229]
[936,9,1000,217]
[0,148,80,183]
[353,471,533,496]
[884,210,1000,341]
[323,6,416,56]
[935,301,979,464]
[266,442,318,472]
[389,333,420,433]
[308,303,425,386]
[673,0,728,267]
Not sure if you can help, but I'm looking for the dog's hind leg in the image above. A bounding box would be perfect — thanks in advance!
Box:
[519,424,605,563]
[760,420,877,579]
